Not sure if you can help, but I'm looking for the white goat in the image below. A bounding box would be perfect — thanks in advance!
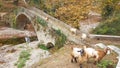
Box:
[71,47,87,68]
[45,17,49,21]
[71,47,83,63]
[81,33,87,40]
[70,28,77,35]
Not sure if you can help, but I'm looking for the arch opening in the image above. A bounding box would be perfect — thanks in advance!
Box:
[16,14,35,31]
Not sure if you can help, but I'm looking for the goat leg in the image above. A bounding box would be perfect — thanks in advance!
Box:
[71,57,77,63]
[94,60,99,65]
[94,58,99,65]
[94,59,97,64]
[71,55,74,63]
[71,58,74,63]
[74,57,77,63]
[80,64,82,68]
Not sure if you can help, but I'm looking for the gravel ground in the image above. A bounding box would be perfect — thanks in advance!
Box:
[0,41,50,68]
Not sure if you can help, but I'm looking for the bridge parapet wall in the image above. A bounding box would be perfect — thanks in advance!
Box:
[27,7,82,44]
[89,34,120,40]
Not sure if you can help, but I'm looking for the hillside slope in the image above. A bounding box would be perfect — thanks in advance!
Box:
[35,43,118,68]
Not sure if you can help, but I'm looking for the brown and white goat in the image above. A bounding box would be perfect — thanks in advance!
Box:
[84,46,111,64]
[94,47,111,64]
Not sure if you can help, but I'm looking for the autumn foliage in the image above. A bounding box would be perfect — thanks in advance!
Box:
[29,0,100,28]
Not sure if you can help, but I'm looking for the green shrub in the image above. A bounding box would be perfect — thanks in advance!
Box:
[11,8,19,28]
[54,29,67,49]
[0,1,3,8]
[13,0,19,6]
[38,44,48,50]
[101,3,114,20]
[97,60,115,68]
[93,13,120,36]
[16,50,30,68]
[29,0,45,9]
[12,17,17,28]
[36,17,48,27]
[32,0,40,5]
[101,0,119,20]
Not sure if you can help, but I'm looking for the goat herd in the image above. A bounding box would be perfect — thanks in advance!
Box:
[71,46,111,68]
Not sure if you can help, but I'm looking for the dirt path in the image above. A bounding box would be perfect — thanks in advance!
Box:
[35,43,118,68]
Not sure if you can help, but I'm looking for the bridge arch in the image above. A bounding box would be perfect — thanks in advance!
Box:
[15,12,35,31]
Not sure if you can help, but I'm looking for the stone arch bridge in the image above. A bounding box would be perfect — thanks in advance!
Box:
[15,7,82,45]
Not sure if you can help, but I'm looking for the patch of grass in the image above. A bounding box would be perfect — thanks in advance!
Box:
[19,46,24,48]
[16,50,31,68]
[36,17,48,27]
[38,44,48,50]
[54,29,67,49]
[97,60,116,68]
[115,45,120,49]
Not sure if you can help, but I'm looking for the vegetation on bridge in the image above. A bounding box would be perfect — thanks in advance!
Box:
[54,29,67,49]
[37,17,48,27]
